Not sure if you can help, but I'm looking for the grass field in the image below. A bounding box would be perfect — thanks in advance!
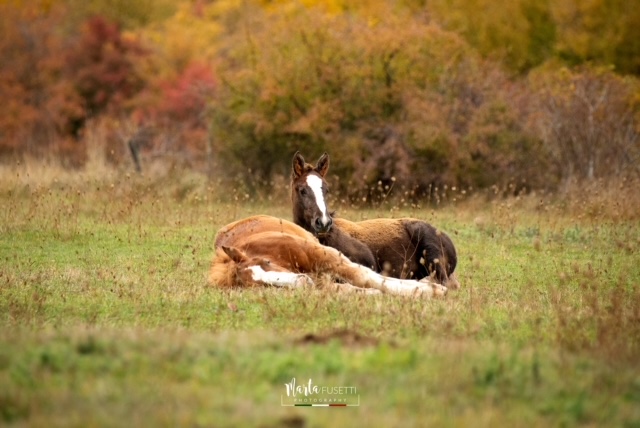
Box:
[1,164,639,427]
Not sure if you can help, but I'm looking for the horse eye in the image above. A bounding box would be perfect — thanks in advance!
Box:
[299,188,307,196]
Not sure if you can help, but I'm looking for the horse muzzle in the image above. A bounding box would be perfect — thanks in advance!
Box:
[313,216,333,236]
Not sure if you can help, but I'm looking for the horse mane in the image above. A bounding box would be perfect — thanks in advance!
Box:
[208,248,241,288]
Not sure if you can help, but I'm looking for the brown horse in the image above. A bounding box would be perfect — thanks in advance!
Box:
[291,152,460,289]
[208,215,447,297]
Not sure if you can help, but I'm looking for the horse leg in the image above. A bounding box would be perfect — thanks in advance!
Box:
[347,265,447,297]
[320,229,378,271]
[311,246,446,297]
[244,265,315,288]
[326,282,383,295]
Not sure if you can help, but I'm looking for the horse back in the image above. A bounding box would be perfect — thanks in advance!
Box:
[215,215,314,249]
[214,215,339,273]
[333,217,456,281]
[333,217,406,246]
[333,217,414,277]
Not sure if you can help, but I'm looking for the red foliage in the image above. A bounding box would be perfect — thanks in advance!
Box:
[65,16,147,124]
[156,62,216,126]
[130,61,216,161]
[0,3,63,155]
[0,7,147,162]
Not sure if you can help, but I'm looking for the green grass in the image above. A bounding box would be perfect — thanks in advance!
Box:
[1,170,639,427]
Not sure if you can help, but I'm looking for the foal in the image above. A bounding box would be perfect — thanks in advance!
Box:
[208,215,447,297]
[291,152,460,289]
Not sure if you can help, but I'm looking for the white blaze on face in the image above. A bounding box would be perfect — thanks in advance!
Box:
[247,265,313,288]
[306,174,331,228]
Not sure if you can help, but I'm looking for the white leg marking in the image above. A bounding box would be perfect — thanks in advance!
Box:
[247,266,314,288]
[306,175,332,228]
[334,283,383,295]
[358,265,446,297]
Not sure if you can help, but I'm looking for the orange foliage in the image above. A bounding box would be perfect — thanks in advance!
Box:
[0,3,146,163]
[65,16,146,127]
[0,2,64,155]
[131,61,216,161]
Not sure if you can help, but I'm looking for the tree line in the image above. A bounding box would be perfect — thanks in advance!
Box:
[1,0,638,195]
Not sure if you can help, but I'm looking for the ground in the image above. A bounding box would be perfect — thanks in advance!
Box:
[0,166,639,427]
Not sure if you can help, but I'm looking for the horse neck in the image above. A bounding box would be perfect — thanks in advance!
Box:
[318,225,377,271]
[317,227,341,246]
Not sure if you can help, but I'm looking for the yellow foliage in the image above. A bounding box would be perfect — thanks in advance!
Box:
[257,0,364,15]
[429,0,553,72]
[551,0,627,65]
[136,1,224,77]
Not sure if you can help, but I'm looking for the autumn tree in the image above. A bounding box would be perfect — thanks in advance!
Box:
[130,62,216,170]
[1,0,637,191]
[531,67,640,183]
[427,0,556,73]
[0,3,147,163]
[124,1,225,171]
[552,0,640,75]
[210,3,545,194]
[63,16,146,135]
[426,0,640,76]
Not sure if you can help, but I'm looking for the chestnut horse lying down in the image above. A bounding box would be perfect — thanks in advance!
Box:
[291,152,460,290]
[209,215,448,297]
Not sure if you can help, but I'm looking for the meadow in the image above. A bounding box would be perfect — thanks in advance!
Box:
[1,163,639,427]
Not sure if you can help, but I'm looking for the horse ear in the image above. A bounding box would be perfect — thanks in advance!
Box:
[222,246,248,264]
[315,152,329,177]
[292,151,306,179]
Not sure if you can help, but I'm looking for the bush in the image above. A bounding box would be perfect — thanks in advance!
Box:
[530,66,640,185]
[0,4,146,165]
[211,4,545,196]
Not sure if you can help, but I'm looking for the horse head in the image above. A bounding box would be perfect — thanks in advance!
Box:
[221,245,312,287]
[291,151,333,237]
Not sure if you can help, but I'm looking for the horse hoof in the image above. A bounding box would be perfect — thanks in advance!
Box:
[432,284,448,297]
[410,283,447,298]
[295,274,315,287]
[444,273,461,290]
[417,278,449,297]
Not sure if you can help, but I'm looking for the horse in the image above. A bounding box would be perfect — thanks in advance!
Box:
[291,152,460,289]
[208,215,448,297]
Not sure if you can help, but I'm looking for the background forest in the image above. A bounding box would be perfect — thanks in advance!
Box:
[1,0,639,195]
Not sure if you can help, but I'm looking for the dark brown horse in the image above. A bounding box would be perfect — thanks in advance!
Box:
[208,215,447,297]
[291,152,460,289]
